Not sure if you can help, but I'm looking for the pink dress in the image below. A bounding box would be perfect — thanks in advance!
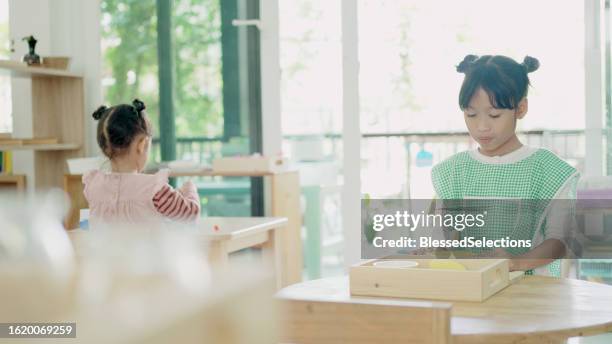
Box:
[83,169,200,229]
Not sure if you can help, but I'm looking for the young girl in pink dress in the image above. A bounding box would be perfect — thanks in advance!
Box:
[83,99,200,228]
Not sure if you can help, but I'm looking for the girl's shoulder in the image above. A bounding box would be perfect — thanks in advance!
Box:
[531,147,569,161]
[154,168,171,180]
[82,169,170,185]
[153,168,171,190]
[82,169,101,184]
[531,148,577,173]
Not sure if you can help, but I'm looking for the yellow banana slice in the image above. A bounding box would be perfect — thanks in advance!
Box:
[428,260,467,270]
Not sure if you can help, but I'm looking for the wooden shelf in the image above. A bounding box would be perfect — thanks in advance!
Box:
[0,174,26,192]
[0,143,80,151]
[0,59,81,78]
[0,174,25,181]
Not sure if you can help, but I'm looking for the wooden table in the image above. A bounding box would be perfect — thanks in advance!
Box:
[199,217,288,289]
[69,217,291,289]
[277,276,612,344]
[64,170,303,287]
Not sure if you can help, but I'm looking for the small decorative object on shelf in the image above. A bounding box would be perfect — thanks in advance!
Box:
[22,35,41,66]
[41,56,70,70]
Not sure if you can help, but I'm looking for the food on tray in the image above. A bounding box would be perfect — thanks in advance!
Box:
[428,260,466,270]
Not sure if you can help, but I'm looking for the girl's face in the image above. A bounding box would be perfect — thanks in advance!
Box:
[464,88,527,156]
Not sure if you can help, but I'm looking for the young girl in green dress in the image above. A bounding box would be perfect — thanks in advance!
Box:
[431,55,579,275]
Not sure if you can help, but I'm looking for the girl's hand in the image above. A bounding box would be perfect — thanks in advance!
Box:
[492,247,513,259]
[490,248,523,271]
[508,260,521,272]
[410,247,435,256]
[178,180,198,198]
[477,247,511,258]
[180,179,195,190]
[409,247,452,258]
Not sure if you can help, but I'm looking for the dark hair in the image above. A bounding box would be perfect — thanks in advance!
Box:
[92,99,152,159]
[457,55,539,111]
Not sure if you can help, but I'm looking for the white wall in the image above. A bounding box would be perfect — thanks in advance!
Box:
[9,0,51,193]
[49,0,102,157]
[8,0,102,192]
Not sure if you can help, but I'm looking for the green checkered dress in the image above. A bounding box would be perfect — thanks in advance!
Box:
[431,148,577,276]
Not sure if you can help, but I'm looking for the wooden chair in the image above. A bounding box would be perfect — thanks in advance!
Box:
[63,174,88,229]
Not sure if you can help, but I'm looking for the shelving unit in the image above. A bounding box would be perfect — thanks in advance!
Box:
[0,60,85,190]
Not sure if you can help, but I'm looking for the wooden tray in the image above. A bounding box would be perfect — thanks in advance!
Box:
[350,258,515,302]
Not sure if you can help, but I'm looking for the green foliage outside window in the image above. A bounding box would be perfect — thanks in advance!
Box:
[101,0,222,139]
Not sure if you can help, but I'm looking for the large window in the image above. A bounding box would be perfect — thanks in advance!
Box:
[101,0,224,143]
[0,0,11,133]
[280,0,344,278]
[101,1,160,135]
[101,0,260,216]
[280,1,342,137]
[358,0,585,198]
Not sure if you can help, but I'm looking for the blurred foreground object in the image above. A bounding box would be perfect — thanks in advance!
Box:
[0,199,278,343]
[0,189,74,321]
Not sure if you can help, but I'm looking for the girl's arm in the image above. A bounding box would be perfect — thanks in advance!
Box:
[153,182,201,221]
[505,177,578,271]
[505,238,566,271]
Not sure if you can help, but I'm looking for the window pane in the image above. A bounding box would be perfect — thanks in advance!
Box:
[173,0,222,138]
[172,0,251,217]
[358,0,585,198]
[100,0,253,217]
[280,0,344,278]
[101,0,159,135]
[0,0,12,133]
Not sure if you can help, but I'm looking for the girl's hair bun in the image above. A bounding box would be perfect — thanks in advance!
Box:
[522,56,540,73]
[92,105,108,120]
[456,54,478,73]
[132,99,146,113]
